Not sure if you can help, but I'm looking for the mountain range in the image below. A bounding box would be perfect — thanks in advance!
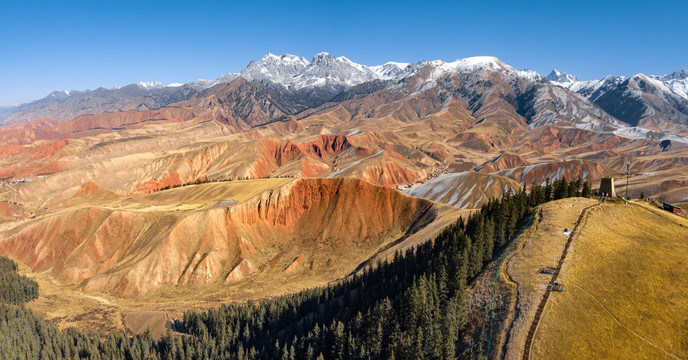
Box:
[3,53,688,142]
[547,68,688,129]
[1,51,688,341]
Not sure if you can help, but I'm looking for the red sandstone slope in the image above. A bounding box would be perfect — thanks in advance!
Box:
[0,178,440,297]
[475,153,531,173]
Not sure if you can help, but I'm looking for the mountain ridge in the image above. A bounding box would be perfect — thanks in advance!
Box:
[2,53,687,142]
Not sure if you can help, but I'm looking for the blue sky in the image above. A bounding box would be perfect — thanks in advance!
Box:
[1,0,686,106]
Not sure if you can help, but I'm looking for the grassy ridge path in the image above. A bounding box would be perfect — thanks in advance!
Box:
[522,202,599,360]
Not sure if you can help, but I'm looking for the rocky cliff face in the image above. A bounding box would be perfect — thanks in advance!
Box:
[0,178,438,297]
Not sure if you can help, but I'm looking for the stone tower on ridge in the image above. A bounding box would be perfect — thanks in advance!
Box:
[599,177,616,198]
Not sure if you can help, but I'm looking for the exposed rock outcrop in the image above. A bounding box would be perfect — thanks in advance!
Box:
[0,178,438,297]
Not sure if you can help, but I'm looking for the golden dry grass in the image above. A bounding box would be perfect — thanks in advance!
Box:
[531,201,688,360]
[499,197,599,360]
[116,178,295,212]
[21,266,129,335]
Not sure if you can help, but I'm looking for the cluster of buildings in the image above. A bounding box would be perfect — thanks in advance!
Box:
[0,177,29,188]
[424,162,453,181]
[393,163,454,190]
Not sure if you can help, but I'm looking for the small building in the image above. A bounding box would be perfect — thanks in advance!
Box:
[663,203,683,214]
[599,177,616,198]
[548,282,564,292]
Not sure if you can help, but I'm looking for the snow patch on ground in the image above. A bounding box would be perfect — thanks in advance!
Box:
[613,126,688,143]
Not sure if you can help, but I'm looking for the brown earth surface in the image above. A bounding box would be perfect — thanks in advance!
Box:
[3,177,467,336]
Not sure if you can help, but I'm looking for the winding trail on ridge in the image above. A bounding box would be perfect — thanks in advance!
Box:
[522,202,599,360]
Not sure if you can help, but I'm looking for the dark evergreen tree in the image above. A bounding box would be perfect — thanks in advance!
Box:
[529,181,545,207]
[543,177,553,202]
[569,178,582,197]
[553,177,569,200]
[581,181,592,197]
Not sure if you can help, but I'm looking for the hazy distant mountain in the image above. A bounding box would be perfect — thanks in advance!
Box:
[0,83,199,125]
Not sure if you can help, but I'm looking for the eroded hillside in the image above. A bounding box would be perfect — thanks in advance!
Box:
[1,178,450,297]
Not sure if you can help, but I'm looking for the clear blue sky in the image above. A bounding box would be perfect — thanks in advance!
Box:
[1,0,686,106]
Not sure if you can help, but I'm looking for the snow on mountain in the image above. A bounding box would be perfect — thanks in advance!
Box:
[240,53,309,85]
[655,69,688,81]
[428,56,543,83]
[402,172,520,209]
[289,52,380,90]
[208,53,413,91]
[526,84,624,130]
[559,72,688,128]
[5,51,687,140]
[226,53,540,92]
[557,68,688,103]
[422,56,507,78]
[546,69,580,87]
[47,90,72,101]
[613,125,688,143]
[370,62,415,80]
[652,69,688,99]
[137,81,166,89]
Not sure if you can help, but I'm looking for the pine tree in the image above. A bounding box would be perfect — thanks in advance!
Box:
[483,217,495,262]
[529,181,545,206]
[544,178,553,201]
[581,181,592,197]
[553,177,569,200]
[570,178,582,197]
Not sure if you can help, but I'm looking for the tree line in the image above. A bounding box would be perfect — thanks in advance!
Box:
[0,177,590,359]
[0,256,38,305]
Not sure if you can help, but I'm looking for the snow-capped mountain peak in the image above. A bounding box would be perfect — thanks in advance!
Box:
[239,53,309,85]
[546,69,580,86]
[455,56,507,70]
[289,53,379,90]
[137,81,165,89]
[654,69,688,81]
[651,69,688,99]
[370,62,414,80]
[47,90,72,100]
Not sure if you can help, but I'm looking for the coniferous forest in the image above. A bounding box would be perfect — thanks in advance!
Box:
[0,178,589,360]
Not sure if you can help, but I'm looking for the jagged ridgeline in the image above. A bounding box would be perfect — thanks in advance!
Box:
[0,179,589,360]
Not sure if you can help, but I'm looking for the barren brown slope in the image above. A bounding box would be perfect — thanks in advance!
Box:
[494,159,613,184]
[403,171,521,209]
[475,153,531,173]
[0,177,447,297]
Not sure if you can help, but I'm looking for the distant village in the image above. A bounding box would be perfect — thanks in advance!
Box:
[0,177,30,188]
[395,162,453,190]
